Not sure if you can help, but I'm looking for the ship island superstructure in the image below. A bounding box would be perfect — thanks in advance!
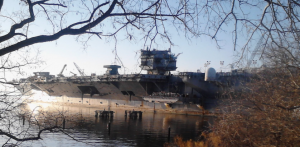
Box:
[16,48,249,111]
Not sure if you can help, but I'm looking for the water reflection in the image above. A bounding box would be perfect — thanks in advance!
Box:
[2,102,214,147]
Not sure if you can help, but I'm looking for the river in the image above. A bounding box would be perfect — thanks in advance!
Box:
[0,102,214,147]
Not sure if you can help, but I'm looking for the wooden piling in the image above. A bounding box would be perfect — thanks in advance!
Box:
[95,110,115,119]
[168,126,171,142]
[63,118,66,129]
[108,121,111,135]
[22,115,25,125]
[125,110,142,119]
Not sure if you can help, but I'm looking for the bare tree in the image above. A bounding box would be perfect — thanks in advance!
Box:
[1,0,300,145]
[197,1,300,65]
[0,0,202,56]
[209,44,300,146]
[0,0,201,145]
[1,1,300,60]
[1,0,299,64]
[194,1,300,146]
[192,2,300,146]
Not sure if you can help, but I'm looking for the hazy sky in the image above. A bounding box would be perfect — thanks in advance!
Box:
[1,0,264,79]
[35,28,236,76]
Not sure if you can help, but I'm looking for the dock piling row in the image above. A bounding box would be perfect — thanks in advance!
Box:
[94,110,143,119]
[125,110,143,119]
[95,110,115,118]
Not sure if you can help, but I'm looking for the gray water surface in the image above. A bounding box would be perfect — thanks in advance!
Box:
[0,103,213,147]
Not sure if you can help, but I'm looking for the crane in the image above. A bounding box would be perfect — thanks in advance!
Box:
[73,62,86,76]
[246,33,266,68]
[57,64,67,77]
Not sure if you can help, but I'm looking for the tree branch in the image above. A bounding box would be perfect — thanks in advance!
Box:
[0,0,35,42]
[0,126,60,141]
[0,0,3,13]
[0,0,66,43]
[68,1,110,28]
[0,0,118,56]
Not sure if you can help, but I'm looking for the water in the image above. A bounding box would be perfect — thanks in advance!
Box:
[0,102,214,147]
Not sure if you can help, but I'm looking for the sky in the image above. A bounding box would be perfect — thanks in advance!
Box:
[35,29,236,76]
[0,0,264,79]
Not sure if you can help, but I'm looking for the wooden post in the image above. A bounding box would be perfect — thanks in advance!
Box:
[22,115,25,125]
[81,92,83,104]
[108,121,111,135]
[63,118,66,129]
[168,126,171,142]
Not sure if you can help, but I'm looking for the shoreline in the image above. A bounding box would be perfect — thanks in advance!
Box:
[24,100,219,117]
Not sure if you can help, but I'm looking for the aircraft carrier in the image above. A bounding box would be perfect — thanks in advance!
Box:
[16,48,249,112]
